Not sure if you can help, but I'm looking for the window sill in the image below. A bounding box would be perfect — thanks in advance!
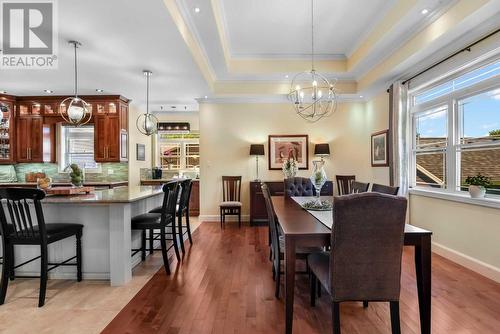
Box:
[409,188,500,209]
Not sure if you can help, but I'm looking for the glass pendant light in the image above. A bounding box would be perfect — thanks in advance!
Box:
[136,70,158,136]
[59,41,92,126]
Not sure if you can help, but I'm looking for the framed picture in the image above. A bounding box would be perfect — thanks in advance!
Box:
[268,134,309,170]
[371,130,389,167]
[136,143,145,161]
[120,132,128,161]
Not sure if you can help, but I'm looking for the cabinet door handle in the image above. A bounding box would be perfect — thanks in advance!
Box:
[26,148,29,160]
[29,148,31,160]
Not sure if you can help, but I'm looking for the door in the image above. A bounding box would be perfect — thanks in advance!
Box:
[106,116,120,161]
[29,117,43,162]
[16,117,30,162]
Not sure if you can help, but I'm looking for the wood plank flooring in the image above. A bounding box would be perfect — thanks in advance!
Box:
[103,222,500,334]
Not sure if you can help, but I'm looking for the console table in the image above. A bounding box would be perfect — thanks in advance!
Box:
[249,180,333,225]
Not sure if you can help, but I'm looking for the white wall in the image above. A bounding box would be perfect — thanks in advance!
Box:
[128,104,153,186]
[199,94,390,218]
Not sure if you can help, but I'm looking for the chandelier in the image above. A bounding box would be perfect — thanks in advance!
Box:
[288,0,338,122]
[59,41,92,126]
[136,70,158,136]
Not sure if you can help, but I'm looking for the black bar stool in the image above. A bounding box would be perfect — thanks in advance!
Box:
[131,181,180,274]
[0,188,83,307]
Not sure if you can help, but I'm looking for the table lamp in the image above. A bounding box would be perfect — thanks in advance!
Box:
[314,143,330,162]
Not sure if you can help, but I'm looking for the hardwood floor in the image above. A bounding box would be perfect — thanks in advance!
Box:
[103,222,500,334]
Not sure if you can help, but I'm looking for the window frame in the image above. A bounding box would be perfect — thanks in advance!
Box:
[409,59,500,198]
[58,124,101,173]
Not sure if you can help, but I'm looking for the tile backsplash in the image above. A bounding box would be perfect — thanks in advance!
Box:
[11,162,128,183]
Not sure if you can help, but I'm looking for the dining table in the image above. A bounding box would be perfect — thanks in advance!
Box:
[271,195,432,334]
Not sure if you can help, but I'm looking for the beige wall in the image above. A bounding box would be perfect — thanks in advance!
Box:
[409,194,500,281]
[199,93,390,218]
[128,105,153,186]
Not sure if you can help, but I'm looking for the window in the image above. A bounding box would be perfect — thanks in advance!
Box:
[60,126,98,171]
[410,58,500,196]
[159,143,181,169]
[157,132,200,170]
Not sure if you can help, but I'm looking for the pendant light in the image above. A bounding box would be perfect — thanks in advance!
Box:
[59,41,92,126]
[136,70,158,136]
[288,0,338,122]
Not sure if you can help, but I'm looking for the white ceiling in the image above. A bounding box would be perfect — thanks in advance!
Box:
[220,0,394,58]
[0,0,209,109]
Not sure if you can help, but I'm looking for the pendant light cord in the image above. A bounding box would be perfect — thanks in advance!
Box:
[72,42,78,97]
[311,0,314,71]
[146,73,150,116]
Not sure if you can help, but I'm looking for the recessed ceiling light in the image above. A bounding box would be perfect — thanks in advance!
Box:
[359,95,363,98]
[285,75,289,78]
[204,95,208,99]
[0,90,6,94]
[171,106,176,109]
[194,7,200,13]
[96,89,104,93]
[421,8,428,15]
[44,89,53,94]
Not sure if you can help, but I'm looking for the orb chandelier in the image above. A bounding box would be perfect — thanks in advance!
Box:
[136,70,158,136]
[288,0,338,122]
[59,41,92,126]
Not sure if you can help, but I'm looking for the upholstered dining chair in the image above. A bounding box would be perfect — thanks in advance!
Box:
[335,175,356,195]
[307,192,407,334]
[261,183,322,298]
[284,177,315,197]
[372,183,400,195]
[219,176,242,228]
[0,188,83,307]
[351,181,370,193]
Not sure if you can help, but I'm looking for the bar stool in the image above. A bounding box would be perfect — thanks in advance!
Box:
[176,179,194,252]
[0,188,83,307]
[131,181,180,274]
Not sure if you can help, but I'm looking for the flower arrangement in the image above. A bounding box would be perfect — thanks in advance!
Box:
[282,158,298,179]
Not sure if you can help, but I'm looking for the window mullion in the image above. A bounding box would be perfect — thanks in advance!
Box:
[447,98,457,192]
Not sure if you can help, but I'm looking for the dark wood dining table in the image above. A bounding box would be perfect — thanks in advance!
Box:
[271,195,432,334]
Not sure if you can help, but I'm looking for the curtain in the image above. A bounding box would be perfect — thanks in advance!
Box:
[389,81,410,196]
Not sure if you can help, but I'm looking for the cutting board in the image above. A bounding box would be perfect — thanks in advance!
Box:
[46,186,95,196]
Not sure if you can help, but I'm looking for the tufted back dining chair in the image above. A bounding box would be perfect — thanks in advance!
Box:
[284,177,314,197]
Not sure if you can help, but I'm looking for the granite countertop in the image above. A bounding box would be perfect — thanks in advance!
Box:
[141,178,199,182]
[0,181,128,187]
[42,186,163,204]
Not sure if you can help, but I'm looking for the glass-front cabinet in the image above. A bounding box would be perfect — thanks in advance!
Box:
[157,131,200,171]
[0,100,13,162]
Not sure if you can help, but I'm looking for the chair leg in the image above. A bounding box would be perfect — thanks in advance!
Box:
[220,208,223,229]
[390,301,401,334]
[185,213,193,245]
[238,209,241,228]
[332,301,341,334]
[310,272,316,307]
[0,242,11,305]
[178,212,185,254]
[141,230,146,261]
[272,264,276,281]
[149,229,154,255]
[170,222,181,262]
[159,227,171,275]
[274,263,280,299]
[76,231,82,282]
[317,277,322,298]
[38,244,48,307]
[8,244,14,281]
[363,301,368,308]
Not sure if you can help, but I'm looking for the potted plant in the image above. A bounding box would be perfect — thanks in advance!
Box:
[282,158,298,179]
[464,173,491,198]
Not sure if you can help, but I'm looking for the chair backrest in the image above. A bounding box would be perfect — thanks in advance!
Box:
[222,176,241,202]
[0,188,46,242]
[336,175,356,195]
[351,181,370,194]
[330,192,407,302]
[284,177,314,197]
[371,183,399,195]
[178,179,193,213]
[261,183,280,269]
[160,181,180,221]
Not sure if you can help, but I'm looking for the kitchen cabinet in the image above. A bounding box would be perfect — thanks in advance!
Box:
[94,115,122,162]
[16,116,43,162]
[0,95,15,164]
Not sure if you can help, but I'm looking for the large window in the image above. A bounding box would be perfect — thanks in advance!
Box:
[60,126,98,170]
[410,59,500,196]
[157,132,199,170]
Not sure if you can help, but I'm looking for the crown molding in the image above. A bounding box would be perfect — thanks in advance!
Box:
[197,94,364,104]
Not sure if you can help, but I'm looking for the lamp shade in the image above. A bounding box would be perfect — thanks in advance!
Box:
[314,143,330,156]
[249,144,265,156]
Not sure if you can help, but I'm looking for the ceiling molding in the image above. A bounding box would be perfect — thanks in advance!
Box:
[198,94,364,104]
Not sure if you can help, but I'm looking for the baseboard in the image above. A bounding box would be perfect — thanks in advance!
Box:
[199,214,250,222]
[432,242,500,283]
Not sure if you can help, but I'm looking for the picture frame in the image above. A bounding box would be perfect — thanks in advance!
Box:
[371,130,389,167]
[268,134,309,170]
[120,132,128,161]
[136,143,145,161]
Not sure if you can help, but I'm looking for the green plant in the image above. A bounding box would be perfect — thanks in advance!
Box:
[464,173,492,187]
[69,163,84,186]
[489,129,500,137]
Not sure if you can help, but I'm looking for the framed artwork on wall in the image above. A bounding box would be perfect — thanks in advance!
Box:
[268,134,309,170]
[136,143,146,161]
[371,130,389,167]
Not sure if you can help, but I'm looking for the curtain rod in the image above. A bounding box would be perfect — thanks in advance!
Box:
[386,28,500,92]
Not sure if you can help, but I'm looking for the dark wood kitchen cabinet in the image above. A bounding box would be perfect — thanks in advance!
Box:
[94,115,122,162]
[16,116,43,162]
[249,180,333,225]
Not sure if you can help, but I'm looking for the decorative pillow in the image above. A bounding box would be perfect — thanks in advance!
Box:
[0,165,18,183]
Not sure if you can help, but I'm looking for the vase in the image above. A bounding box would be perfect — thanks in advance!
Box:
[310,160,327,202]
[283,169,297,179]
[468,185,486,198]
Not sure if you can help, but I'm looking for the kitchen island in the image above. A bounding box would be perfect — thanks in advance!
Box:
[12,186,163,286]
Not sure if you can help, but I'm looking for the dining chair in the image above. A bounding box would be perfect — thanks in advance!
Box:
[284,177,314,197]
[307,192,407,334]
[372,183,399,195]
[132,181,180,275]
[261,183,322,298]
[335,175,356,195]
[0,188,83,307]
[219,176,242,228]
[351,181,370,193]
